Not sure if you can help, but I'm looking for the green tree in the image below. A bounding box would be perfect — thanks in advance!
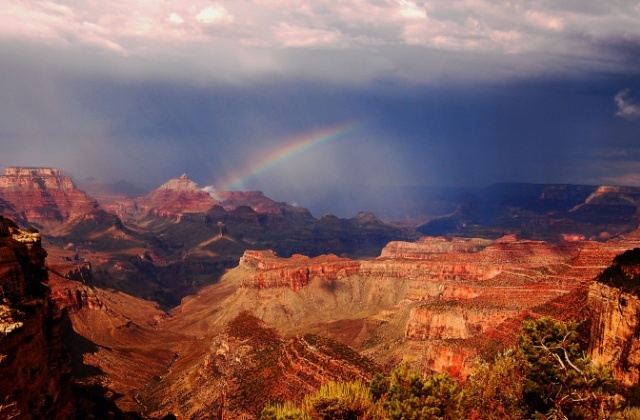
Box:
[520,317,620,419]
[465,350,527,420]
[374,364,464,420]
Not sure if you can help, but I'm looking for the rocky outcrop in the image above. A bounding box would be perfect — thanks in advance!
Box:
[47,261,105,314]
[588,282,640,386]
[0,216,75,418]
[136,174,220,216]
[0,167,99,226]
[588,248,640,386]
[406,303,520,341]
[141,312,381,419]
[380,237,492,258]
[239,250,359,290]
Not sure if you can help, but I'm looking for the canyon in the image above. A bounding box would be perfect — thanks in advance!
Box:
[0,167,415,307]
[4,166,640,417]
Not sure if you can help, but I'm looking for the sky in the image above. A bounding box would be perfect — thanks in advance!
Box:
[1,1,640,217]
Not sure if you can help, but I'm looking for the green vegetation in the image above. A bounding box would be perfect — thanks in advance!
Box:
[261,382,373,420]
[519,317,619,418]
[465,349,526,419]
[596,248,640,297]
[260,317,633,420]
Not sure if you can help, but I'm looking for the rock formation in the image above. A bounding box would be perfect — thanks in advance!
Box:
[0,167,99,226]
[239,250,359,290]
[136,173,220,217]
[0,216,75,418]
[588,248,640,386]
[173,230,640,380]
[140,312,381,419]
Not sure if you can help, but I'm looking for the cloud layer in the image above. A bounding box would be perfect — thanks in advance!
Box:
[1,1,640,217]
[2,1,640,83]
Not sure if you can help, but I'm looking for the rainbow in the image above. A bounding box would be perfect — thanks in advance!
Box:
[218,121,363,191]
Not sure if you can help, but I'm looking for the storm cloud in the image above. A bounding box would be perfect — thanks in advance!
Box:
[1,1,639,217]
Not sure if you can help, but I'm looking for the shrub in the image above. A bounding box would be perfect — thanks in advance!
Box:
[465,350,526,420]
[303,381,373,420]
[375,364,465,420]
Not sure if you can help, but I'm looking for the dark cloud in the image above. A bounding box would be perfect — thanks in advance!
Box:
[2,2,640,217]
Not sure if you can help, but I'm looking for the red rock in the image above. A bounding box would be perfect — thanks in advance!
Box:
[217,190,313,218]
[239,250,360,289]
[0,167,98,226]
[136,174,219,217]
[217,232,640,378]
[0,217,75,418]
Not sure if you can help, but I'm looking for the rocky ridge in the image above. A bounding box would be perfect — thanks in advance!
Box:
[417,182,640,240]
[141,312,380,419]
[0,216,75,418]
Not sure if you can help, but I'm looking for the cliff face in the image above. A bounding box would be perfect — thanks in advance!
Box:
[236,236,579,293]
[239,250,359,290]
[588,282,640,386]
[0,167,98,226]
[176,234,632,379]
[0,216,74,418]
[380,237,493,258]
[588,248,640,386]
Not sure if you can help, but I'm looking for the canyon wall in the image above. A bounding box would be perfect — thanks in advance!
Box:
[587,248,640,386]
[0,216,75,418]
[0,167,98,225]
[588,282,640,386]
[199,235,628,378]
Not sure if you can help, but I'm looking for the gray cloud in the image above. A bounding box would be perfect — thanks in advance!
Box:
[2,1,640,217]
[615,89,640,119]
[1,1,639,84]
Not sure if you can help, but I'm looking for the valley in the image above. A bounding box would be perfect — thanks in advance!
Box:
[4,166,640,418]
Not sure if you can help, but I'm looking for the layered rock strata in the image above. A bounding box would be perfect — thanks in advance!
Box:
[588,248,640,386]
[0,216,74,418]
[136,174,220,217]
[141,312,381,419]
[218,234,640,377]
[240,250,359,290]
[0,167,99,226]
[588,282,640,385]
